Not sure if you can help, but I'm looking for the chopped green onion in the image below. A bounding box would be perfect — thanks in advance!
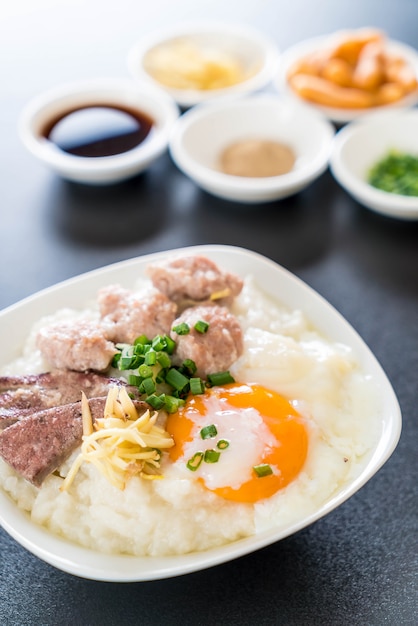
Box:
[138,364,153,379]
[144,350,157,366]
[134,335,149,346]
[151,335,166,351]
[145,393,166,410]
[217,439,230,450]
[181,359,197,375]
[253,463,273,478]
[190,377,205,395]
[141,377,156,396]
[132,355,145,370]
[128,374,142,386]
[111,353,121,367]
[164,395,185,414]
[368,150,418,196]
[186,451,204,471]
[164,335,176,355]
[119,347,134,369]
[204,449,221,463]
[200,424,218,439]
[156,352,171,369]
[207,371,235,386]
[155,370,168,384]
[172,322,190,335]
[165,368,190,392]
[133,343,145,355]
[111,332,239,416]
[194,320,209,334]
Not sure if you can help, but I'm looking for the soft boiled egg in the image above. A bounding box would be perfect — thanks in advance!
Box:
[165,382,308,503]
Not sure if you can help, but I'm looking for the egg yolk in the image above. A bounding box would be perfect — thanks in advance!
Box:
[166,382,308,504]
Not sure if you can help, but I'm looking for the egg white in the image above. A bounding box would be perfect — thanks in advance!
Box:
[177,395,278,490]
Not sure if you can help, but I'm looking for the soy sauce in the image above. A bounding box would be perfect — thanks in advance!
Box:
[42,104,154,157]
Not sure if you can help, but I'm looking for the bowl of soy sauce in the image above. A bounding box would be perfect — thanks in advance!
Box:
[19,78,179,184]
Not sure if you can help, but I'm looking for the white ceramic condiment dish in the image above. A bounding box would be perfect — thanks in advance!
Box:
[127,22,280,108]
[330,109,418,220]
[0,245,401,581]
[19,78,179,185]
[169,94,335,203]
[275,35,418,124]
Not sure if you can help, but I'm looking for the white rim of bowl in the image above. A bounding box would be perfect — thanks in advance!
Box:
[275,35,418,123]
[329,110,418,219]
[127,21,280,107]
[18,78,180,175]
[169,94,335,193]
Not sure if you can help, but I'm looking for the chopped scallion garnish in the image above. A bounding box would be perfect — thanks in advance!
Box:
[186,451,204,471]
[155,370,168,384]
[172,322,190,335]
[200,424,218,439]
[111,353,121,367]
[156,352,171,369]
[164,335,176,355]
[207,371,235,386]
[133,343,145,355]
[128,374,142,386]
[141,377,156,396]
[164,395,185,413]
[113,331,237,417]
[181,359,197,375]
[165,368,190,393]
[144,350,157,366]
[194,320,209,334]
[130,355,144,370]
[253,463,273,478]
[190,377,205,395]
[145,393,166,410]
[134,335,149,345]
[151,335,166,351]
[204,449,221,463]
[217,439,229,450]
[120,350,134,369]
[138,364,153,379]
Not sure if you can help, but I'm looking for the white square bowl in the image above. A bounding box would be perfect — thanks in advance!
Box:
[0,245,401,581]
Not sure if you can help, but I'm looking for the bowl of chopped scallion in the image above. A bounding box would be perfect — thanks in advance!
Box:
[330,109,418,219]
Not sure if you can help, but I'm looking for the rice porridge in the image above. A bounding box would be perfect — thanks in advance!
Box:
[0,271,380,557]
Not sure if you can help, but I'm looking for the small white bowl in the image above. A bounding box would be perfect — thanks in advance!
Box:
[330,109,418,220]
[275,35,418,124]
[169,94,335,203]
[19,78,179,185]
[127,22,280,108]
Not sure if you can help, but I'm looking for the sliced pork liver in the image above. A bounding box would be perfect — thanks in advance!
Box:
[0,370,138,429]
[0,397,150,487]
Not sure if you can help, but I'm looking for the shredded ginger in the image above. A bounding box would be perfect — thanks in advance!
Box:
[61,386,174,492]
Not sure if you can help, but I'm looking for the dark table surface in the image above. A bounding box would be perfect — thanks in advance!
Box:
[1,2,417,625]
